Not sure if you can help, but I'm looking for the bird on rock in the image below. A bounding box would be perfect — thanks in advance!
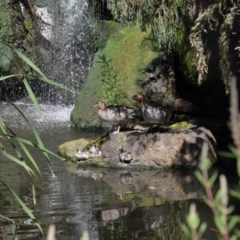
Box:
[132,94,173,124]
[94,100,135,134]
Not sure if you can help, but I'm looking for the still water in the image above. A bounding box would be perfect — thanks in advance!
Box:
[0,102,217,240]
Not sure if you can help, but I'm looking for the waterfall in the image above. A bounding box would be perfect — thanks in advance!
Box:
[34,0,95,104]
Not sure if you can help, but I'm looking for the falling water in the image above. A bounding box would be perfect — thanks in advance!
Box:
[34,0,95,104]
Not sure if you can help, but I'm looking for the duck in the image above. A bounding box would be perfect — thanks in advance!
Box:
[94,100,135,134]
[119,149,132,163]
[89,145,102,158]
[76,149,90,160]
[132,94,173,124]
[76,145,102,160]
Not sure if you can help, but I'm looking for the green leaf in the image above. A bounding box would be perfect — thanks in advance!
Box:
[195,171,205,186]
[198,222,207,237]
[7,102,55,176]
[0,115,8,135]
[208,171,218,187]
[230,188,240,200]
[187,204,200,230]
[0,133,63,160]
[0,180,43,234]
[229,215,240,232]
[218,151,237,159]
[23,78,42,115]
[32,184,37,205]
[18,140,41,175]
[0,74,22,81]
[0,149,34,175]
[0,214,15,223]
[0,40,74,93]
[8,102,49,158]
[38,76,74,92]
[14,48,74,92]
[1,122,41,175]
[214,214,225,235]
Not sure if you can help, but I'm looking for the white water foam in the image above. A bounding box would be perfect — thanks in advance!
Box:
[0,102,74,132]
[34,0,94,104]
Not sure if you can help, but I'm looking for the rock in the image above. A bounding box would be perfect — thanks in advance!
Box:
[58,125,217,169]
[58,138,93,162]
[101,126,217,168]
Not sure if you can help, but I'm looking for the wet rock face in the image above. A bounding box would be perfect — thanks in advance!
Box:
[101,126,217,168]
[141,57,176,106]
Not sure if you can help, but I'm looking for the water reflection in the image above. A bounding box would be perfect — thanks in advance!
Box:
[0,102,217,239]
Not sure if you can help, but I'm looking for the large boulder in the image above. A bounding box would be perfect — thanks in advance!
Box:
[101,126,217,168]
[58,125,217,169]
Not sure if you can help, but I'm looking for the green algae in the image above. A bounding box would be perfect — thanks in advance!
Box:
[170,121,195,130]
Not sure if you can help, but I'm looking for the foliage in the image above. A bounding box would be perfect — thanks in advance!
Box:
[106,0,191,52]
[88,21,117,52]
[0,41,74,113]
[0,43,70,236]
[183,156,240,239]
[189,1,238,86]
[0,42,13,72]
[71,25,158,128]
[106,0,199,85]
[0,0,38,76]
[0,1,13,41]
[0,1,14,73]
[182,77,240,239]
[106,0,238,90]
[97,54,123,105]
[219,5,239,93]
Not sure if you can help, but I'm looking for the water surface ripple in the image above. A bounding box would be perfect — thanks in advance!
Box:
[0,102,217,240]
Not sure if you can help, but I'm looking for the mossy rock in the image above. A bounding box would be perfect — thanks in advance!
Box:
[169,121,195,130]
[71,25,159,129]
[58,137,113,167]
[58,138,92,162]
[0,43,13,72]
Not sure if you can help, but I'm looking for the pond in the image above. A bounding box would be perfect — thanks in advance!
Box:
[0,102,219,240]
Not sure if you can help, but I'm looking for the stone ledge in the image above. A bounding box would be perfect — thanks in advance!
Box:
[58,126,217,169]
[101,126,217,168]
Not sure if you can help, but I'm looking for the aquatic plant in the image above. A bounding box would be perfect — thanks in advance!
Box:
[182,77,240,239]
[0,43,72,236]
[97,54,124,105]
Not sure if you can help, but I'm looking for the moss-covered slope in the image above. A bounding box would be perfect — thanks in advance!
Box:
[71,25,158,129]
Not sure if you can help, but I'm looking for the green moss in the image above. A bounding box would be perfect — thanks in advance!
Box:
[71,25,159,128]
[89,20,118,51]
[0,42,13,72]
[0,2,14,72]
[121,193,167,207]
[58,138,92,162]
[24,19,33,41]
[0,2,35,75]
[170,121,195,130]
[175,23,198,85]
[0,3,13,40]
